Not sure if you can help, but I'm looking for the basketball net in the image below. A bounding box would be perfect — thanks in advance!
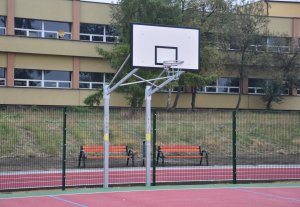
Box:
[163,60,184,79]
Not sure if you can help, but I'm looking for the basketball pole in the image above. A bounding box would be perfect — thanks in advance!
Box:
[103,84,110,189]
[103,54,185,188]
[103,67,139,189]
[144,70,184,187]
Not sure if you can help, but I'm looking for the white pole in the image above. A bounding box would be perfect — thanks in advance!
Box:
[103,84,110,188]
[145,86,151,187]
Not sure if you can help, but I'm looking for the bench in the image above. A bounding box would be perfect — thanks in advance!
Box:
[78,145,134,168]
[157,145,208,166]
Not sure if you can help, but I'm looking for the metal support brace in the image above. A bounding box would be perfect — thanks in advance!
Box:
[108,68,139,94]
[109,54,130,87]
[149,71,184,95]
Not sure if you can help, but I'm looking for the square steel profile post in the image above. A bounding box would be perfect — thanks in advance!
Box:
[232,110,237,184]
[62,107,67,191]
[103,84,110,188]
[145,86,152,187]
[152,109,157,186]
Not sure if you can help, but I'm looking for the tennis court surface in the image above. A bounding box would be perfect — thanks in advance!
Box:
[1,183,299,207]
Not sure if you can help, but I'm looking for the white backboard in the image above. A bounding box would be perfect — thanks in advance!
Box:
[131,23,200,71]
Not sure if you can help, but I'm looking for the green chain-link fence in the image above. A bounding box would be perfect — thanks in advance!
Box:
[0,106,299,191]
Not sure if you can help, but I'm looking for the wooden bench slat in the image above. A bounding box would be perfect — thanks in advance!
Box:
[161,149,200,152]
[88,155,130,159]
[160,146,200,149]
[164,155,206,158]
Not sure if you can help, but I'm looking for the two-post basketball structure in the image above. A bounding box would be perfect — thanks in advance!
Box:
[102,23,200,188]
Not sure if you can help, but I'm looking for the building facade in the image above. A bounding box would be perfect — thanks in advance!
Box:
[0,0,299,109]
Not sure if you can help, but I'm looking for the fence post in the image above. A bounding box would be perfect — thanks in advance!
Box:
[152,109,157,186]
[232,111,237,184]
[62,107,67,190]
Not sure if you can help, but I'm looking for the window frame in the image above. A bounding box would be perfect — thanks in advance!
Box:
[198,77,240,94]
[14,18,72,40]
[0,67,5,86]
[80,23,118,43]
[224,36,291,53]
[266,36,291,53]
[161,86,184,93]
[0,16,6,35]
[79,72,113,89]
[248,78,289,95]
[14,69,72,89]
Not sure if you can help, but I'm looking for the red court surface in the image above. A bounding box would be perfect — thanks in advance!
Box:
[0,184,299,207]
[1,166,300,190]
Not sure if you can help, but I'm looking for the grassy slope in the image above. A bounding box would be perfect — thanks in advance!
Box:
[0,107,299,159]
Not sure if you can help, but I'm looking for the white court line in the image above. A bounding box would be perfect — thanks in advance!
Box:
[233,188,300,203]
[48,195,88,207]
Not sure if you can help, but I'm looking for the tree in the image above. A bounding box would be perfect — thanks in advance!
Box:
[84,0,183,108]
[183,72,216,109]
[223,0,270,110]
[260,37,300,110]
[261,79,284,110]
[273,45,300,95]
[84,88,103,106]
[172,0,230,109]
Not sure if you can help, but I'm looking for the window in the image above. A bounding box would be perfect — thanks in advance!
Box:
[79,72,114,89]
[227,36,240,51]
[0,68,5,86]
[225,36,291,52]
[248,78,265,94]
[198,77,240,94]
[0,16,6,35]
[297,80,300,96]
[161,86,184,93]
[247,37,267,52]
[80,23,118,43]
[267,37,291,53]
[15,18,71,39]
[14,69,71,88]
[44,21,71,39]
[248,78,289,95]
[44,71,71,88]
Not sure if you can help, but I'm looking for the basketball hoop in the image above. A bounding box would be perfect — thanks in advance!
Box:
[163,60,184,70]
